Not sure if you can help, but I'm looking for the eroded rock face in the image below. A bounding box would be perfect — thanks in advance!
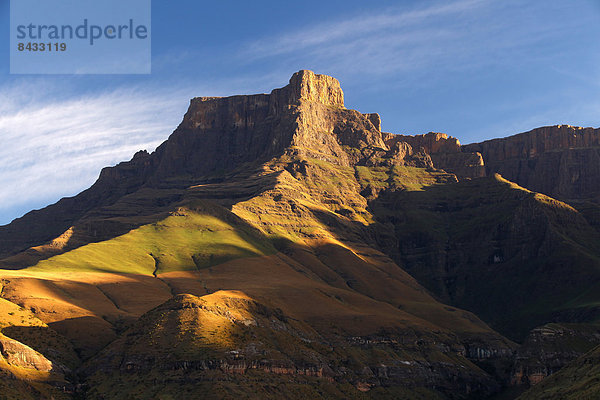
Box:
[385,132,461,154]
[464,125,600,201]
[0,335,53,371]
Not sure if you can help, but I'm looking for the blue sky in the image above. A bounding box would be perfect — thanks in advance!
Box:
[1,0,600,225]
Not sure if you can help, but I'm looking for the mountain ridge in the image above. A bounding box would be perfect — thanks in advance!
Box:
[0,70,599,399]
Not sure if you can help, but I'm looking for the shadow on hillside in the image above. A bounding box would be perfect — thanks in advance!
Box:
[355,176,600,342]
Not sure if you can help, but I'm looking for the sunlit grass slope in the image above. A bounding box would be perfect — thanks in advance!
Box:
[25,205,276,276]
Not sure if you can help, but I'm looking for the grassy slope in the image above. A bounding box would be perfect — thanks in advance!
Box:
[0,157,518,399]
[26,206,275,276]
[83,291,479,400]
[0,156,518,346]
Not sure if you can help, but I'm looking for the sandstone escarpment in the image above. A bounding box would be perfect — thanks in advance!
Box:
[464,125,600,201]
[2,70,600,399]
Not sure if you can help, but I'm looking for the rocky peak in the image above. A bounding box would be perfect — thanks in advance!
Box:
[155,70,385,178]
[363,113,381,132]
[177,71,343,133]
[283,69,345,108]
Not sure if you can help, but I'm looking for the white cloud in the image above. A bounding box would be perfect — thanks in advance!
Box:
[0,83,192,224]
[245,0,485,59]
[241,0,580,82]
[242,0,492,77]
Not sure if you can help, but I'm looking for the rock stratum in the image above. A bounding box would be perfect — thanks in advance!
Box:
[0,70,599,399]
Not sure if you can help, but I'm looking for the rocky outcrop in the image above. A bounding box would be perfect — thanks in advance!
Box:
[516,344,600,400]
[150,69,383,180]
[384,132,486,179]
[0,334,54,371]
[511,323,600,387]
[464,125,600,201]
[384,132,461,154]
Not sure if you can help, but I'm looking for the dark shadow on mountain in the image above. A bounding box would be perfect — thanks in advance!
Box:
[360,176,600,342]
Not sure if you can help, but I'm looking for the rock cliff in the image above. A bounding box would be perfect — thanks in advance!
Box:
[384,132,486,179]
[464,125,600,201]
[0,334,54,371]
[0,70,428,263]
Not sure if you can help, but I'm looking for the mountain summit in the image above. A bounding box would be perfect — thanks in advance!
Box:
[0,71,599,399]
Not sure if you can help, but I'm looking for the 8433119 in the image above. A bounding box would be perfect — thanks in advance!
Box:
[17,42,67,52]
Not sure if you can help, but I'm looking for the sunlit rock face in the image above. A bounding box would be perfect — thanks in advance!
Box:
[0,335,53,371]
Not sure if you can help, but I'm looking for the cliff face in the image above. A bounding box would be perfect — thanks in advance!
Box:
[370,173,600,341]
[0,334,54,371]
[384,132,486,179]
[516,344,600,400]
[464,125,600,201]
[114,69,387,182]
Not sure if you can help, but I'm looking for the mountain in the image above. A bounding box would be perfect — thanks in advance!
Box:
[0,70,599,399]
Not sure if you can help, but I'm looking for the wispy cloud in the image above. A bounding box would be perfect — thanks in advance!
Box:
[0,82,192,224]
[246,0,484,58]
[241,0,575,82]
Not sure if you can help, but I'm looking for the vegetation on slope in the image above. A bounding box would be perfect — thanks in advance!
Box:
[83,291,492,400]
[26,204,276,276]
